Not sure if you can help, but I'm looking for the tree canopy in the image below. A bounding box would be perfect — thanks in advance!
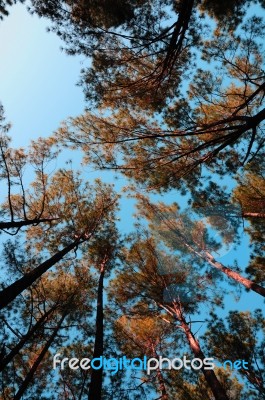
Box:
[0,1,265,399]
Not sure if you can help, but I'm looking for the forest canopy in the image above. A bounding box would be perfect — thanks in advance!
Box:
[0,1,264,399]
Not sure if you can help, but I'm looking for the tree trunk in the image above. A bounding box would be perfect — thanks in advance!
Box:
[88,261,106,400]
[174,304,229,400]
[0,304,57,372]
[13,309,68,400]
[164,211,265,298]
[0,217,59,231]
[242,212,265,219]
[156,367,169,400]
[151,346,169,400]
[0,239,81,310]
[182,233,265,297]
[204,251,265,297]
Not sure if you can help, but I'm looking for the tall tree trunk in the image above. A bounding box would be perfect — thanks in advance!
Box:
[204,251,265,297]
[0,239,82,310]
[13,309,68,400]
[151,346,169,400]
[0,304,57,372]
[173,303,229,400]
[88,260,106,400]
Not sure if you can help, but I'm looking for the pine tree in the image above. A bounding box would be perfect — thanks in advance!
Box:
[110,235,229,400]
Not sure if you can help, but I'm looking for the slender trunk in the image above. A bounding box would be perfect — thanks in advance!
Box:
[174,304,229,400]
[13,310,68,400]
[88,261,105,400]
[0,304,57,372]
[204,251,265,297]
[0,239,81,310]
[163,210,265,298]
[0,217,59,231]
[151,346,169,400]
[156,368,169,400]
[181,233,265,297]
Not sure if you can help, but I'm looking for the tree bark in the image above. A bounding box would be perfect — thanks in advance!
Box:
[13,310,68,400]
[0,304,57,372]
[88,260,106,400]
[0,239,81,310]
[204,251,265,297]
[173,304,229,400]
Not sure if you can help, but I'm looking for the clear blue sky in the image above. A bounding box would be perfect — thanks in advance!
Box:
[0,3,85,147]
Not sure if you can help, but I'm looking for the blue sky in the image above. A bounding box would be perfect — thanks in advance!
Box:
[0,3,138,233]
[0,3,85,147]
